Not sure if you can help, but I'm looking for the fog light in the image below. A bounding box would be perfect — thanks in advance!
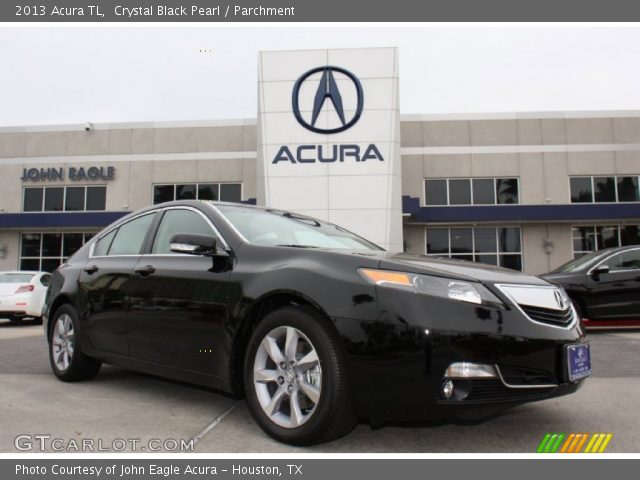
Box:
[445,362,497,379]
[442,380,454,400]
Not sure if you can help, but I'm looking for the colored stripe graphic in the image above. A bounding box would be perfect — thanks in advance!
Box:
[538,433,613,453]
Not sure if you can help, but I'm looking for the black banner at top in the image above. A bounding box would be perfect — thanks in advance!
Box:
[3,0,640,22]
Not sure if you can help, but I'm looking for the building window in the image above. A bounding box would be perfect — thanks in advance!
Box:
[572,224,640,258]
[153,183,242,205]
[425,226,523,271]
[424,178,519,206]
[570,176,640,203]
[19,232,96,272]
[23,186,107,212]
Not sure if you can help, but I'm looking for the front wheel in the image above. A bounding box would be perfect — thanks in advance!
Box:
[49,305,101,382]
[244,306,356,445]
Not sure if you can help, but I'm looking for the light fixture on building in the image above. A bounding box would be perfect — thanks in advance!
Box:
[543,238,554,255]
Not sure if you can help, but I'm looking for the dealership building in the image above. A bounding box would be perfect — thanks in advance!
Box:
[0,47,639,275]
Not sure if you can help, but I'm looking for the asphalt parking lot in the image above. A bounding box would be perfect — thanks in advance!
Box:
[1,319,638,453]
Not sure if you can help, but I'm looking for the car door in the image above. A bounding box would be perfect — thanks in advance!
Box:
[78,212,157,356]
[586,248,640,321]
[127,206,240,376]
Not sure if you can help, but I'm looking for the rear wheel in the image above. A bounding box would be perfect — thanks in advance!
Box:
[49,305,101,382]
[244,306,357,445]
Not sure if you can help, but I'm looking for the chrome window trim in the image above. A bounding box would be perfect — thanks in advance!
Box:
[494,283,577,330]
[89,206,232,259]
[494,365,558,389]
[587,247,640,275]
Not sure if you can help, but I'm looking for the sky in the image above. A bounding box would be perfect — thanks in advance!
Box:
[1,25,640,126]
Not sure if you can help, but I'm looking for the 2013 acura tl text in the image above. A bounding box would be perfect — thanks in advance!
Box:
[44,201,591,445]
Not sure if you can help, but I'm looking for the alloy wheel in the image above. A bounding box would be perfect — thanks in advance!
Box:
[253,326,322,429]
[52,314,75,371]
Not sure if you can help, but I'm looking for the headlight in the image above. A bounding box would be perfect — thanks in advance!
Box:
[358,268,503,307]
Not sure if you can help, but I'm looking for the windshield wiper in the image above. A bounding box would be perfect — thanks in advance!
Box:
[275,244,320,249]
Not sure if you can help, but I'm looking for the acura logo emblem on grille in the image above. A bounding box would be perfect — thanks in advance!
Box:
[553,290,566,310]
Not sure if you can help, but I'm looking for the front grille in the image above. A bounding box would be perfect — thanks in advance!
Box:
[498,365,555,386]
[460,379,555,403]
[520,304,573,327]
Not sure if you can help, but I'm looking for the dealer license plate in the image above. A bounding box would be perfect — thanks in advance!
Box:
[567,343,592,382]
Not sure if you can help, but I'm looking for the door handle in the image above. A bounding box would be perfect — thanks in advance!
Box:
[134,265,156,277]
[83,265,99,275]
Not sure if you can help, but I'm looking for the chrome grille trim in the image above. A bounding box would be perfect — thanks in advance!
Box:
[494,283,577,330]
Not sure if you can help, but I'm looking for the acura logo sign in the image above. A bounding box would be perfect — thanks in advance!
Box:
[292,66,364,134]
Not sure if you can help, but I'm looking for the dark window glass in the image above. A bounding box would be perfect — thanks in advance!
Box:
[23,188,43,212]
[594,177,616,203]
[621,225,640,246]
[603,250,640,271]
[65,187,85,211]
[20,259,40,271]
[152,209,215,254]
[108,213,155,256]
[220,183,242,203]
[86,186,106,211]
[21,234,41,257]
[425,180,447,206]
[450,228,473,254]
[474,228,497,253]
[573,227,595,253]
[176,184,197,200]
[93,230,116,257]
[498,227,521,253]
[500,255,522,271]
[41,234,62,257]
[154,185,175,205]
[198,184,219,201]
[448,179,471,205]
[63,233,85,257]
[44,187,64,212]
[84,233,96,242]
[496,178,519,204]
[41,258,62,273]
[596,226,619,249]
[570,177,593,203]
[472,179,495,204]
[426,229,449,254]
[617,177,640,202]
[476,254,498,266]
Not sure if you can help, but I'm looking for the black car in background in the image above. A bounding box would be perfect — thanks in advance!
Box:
[44,201,590,445]
[543,246,640,329]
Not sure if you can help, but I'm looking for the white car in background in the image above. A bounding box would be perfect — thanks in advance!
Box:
[0,271,50,323]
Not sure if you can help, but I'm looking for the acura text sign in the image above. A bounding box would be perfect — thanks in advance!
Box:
[257,48,403,251]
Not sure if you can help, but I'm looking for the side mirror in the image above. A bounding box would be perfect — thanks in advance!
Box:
[170,234,220,257]
[589,264,610,277]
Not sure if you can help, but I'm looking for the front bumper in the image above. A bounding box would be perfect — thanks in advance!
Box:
[337,287,588,422]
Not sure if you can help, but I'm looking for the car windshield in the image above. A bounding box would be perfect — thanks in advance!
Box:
[0,273,34,283]
[552,249,615,273]
[216,205,383,251]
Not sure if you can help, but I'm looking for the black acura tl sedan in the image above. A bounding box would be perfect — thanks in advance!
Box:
[44,201,590,445]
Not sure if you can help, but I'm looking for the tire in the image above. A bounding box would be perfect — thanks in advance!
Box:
[244,306,357,445]
[49,305,101,382]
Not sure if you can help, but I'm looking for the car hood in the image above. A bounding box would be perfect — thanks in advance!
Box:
[377,252,549,286]
[540,272,581,284]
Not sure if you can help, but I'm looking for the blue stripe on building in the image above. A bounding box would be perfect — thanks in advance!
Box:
[402,196,640,223]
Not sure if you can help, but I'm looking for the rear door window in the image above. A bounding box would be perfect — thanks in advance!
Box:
[107,214,156,256]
